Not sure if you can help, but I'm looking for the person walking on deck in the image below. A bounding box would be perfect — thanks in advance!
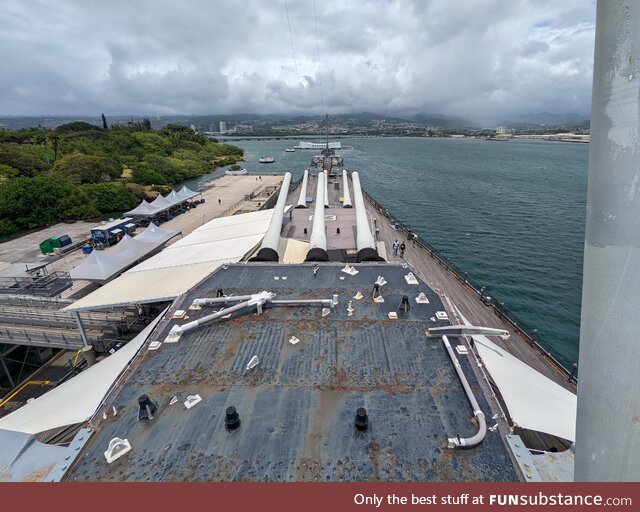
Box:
[392,239,399,257]
[400,241,406,258]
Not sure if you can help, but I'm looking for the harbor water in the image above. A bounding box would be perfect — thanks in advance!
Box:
[192,136,588,366]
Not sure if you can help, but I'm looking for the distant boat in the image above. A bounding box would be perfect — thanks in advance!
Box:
[225,168,248,175]
[259,156,275,163]
[285,148,295,152]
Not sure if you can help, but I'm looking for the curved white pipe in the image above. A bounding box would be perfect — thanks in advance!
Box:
[296,170,309,208]
[342,169,352,208]
[351,172,376,252]
[442,336,487,448]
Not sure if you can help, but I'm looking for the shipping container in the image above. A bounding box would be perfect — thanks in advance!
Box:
[39,239,53,254]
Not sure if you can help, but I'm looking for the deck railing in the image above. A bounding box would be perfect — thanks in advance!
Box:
[361,189,577,382]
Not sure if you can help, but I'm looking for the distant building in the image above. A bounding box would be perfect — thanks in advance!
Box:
[234,124,254,134]
[190,124,196,131]
[219,121,226,133]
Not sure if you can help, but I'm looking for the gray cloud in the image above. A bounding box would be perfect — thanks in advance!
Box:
[0,0,596,121]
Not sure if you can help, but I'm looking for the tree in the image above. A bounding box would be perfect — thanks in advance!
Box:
[55,121,101,134]
[52,154,120,184]
[0,143,50,176]
[102,113,108,130]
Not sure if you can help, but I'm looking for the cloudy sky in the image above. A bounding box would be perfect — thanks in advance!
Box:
[1,0,596,121]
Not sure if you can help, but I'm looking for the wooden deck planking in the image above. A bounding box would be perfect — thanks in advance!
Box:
[365,201,576,393]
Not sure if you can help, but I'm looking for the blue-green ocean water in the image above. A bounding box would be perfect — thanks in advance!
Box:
[187,137,588,366]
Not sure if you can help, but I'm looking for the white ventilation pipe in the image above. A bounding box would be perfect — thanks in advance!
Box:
[250,172,291,261]
[351,171,381,262]
[342,169,352,208]
[442,336,487,448]
[296,170,309,208]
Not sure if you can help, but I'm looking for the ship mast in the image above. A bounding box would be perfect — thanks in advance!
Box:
[575,0,640,481]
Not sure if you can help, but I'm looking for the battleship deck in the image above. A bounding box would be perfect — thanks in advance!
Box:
[66,264,518,481]
[285,170,575,392]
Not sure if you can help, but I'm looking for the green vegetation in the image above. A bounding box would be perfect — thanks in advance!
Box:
[0,121,243,236]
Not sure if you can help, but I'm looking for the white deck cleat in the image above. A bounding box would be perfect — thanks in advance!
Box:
[169,396,178,405]
[104,437,132,464]
[455,345,469,355]
[373,296,385,303]
[184,394,202,409]
[341,265,359,276]
[435,311,449,321]
[165,325,183,343]
[172,309,187,319]
[404,272,419,285]
[353,291,364,300]
[375,276,387,286]
[415,292,429,304]
[388,312,398,319]
[322,307,331,317]
[246,355,259,371]
[148,341,162,351]
[289,335,300,346]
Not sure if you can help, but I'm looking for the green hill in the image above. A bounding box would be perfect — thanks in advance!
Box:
[0,121,243,236]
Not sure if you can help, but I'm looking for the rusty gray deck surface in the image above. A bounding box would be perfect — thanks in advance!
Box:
[66,264,518,481]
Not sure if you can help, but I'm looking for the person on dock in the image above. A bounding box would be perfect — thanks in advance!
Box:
[393,239,399,256]
[400,241,406,258]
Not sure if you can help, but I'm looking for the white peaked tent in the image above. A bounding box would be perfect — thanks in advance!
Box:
[134,222,179,244]
[125,187,201,217]
[70,225,179,283]
[124,198,157,217]
[149,194,173,210]
[177,186,200,200]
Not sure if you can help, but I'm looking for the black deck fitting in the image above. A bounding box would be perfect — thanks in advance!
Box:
[137,394,158,421]
[225,406,241,431]
[305,247,329,262]
[249,247,279,262]
[216,288,224,298]
[356,247,385,263]
[336,227,341,234]
[399,295,410,312]
[372,283,380,298]
[355,407,369,431]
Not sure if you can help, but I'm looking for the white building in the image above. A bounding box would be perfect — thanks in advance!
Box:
[219,121,226,133]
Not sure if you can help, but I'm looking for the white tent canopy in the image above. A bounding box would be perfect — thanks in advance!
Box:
[0,313,165,435]
[124,187,201,217]
[70,224,178,283]
[124,199,157,217]
[64,208,281,311]
[149,194,173,210]
[177,186,200,200]
[454,306,577,442]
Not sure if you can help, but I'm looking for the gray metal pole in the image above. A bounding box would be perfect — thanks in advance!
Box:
[72,311,90,347]
[575,0,640,482]
[0,357,15,388]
